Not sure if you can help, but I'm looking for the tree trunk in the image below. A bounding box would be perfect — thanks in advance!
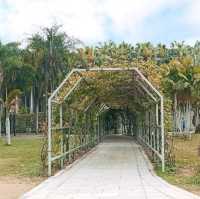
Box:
[5,87,7,100]
[174,93,177,133]
[187,101,191,132]
[196,107,199,127]
[24,95,27,111]
[36,102,39,134]
[30,87,34,113]
[6,114,11,145]
[15,96,19,113]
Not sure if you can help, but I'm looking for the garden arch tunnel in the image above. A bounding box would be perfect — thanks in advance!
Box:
[47,67,165,176]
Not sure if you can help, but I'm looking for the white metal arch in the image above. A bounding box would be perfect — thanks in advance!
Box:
[48,67,165,176]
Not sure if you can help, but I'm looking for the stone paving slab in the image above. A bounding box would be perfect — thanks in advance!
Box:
[21,135,200,199]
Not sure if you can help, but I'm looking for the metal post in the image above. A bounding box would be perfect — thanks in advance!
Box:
[160,97,165,172]
[60,104,63,127]
[99,116,102,141]
[60,104,64,168]
[153,106,156,161]
[68,113,71,163]
[97,115,100,141]
[48,99,52,176]
[85,112,88,149]
[84,113,87,149]
[80,114,83,151]
[156,103,159,151]
[156,103,159,125]
[148,110,150,146]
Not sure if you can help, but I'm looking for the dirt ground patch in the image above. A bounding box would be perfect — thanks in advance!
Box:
[177,166,195,177]
[0,176,43,199]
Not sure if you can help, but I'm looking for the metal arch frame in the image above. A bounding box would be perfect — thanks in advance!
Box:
[133,68,165,171]
[136,80,158,102]
[48,67,165,176]
[84,98,97,113]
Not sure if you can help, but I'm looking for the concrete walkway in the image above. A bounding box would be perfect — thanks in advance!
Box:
[22,136,200,199]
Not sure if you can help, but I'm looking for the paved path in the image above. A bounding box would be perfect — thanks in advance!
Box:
[22,136,200,199]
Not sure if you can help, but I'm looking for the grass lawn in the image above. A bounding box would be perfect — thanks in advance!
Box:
[0,135,43,177]
[156,134,200,195]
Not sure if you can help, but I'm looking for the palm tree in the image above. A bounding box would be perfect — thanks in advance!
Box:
[163,58,196,133]
[26,24,81,121]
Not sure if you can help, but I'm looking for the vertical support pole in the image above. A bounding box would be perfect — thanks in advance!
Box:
[156,103,159,125]
[156,103,159,151]
[99,116,102,142]
[84,113,87,149]
[90,112,93,146]
[85,112,88,149]
[152,105,156,161]
[88,111,90,147]
[160,97,165,172]
[60,104,64,168]
[148,110,151,146]
[97,115,100,143]
[80,113,83,151]
[68,110,71,163]
[146,111,149,144]
[60,104,63,127]
[48,98,52,176]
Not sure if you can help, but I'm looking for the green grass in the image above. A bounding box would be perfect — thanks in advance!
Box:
[0,136,43,177]
[156,134,200,195]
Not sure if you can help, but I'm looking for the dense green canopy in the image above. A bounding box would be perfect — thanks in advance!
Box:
[52,69,159,115]
[0,24,200,134]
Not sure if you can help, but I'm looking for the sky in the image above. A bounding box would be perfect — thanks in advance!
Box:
[0,0,200,46]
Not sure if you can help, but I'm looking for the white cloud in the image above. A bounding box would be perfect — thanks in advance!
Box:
[184,37,199,46]
[99,0,181,42]
[0,0,197,44]
[184,0,200,27]
[102,0,165,33]
[0,0,107,43]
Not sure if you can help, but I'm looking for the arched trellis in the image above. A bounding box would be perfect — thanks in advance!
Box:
[48,67,165,176]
